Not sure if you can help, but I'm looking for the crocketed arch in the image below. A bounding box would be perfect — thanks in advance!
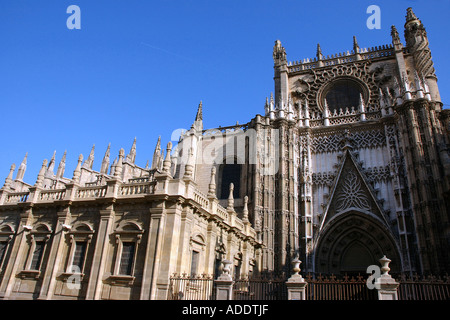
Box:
[314,210,401,275]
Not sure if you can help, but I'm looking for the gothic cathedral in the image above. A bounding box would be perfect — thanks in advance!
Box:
[0,7,448,300]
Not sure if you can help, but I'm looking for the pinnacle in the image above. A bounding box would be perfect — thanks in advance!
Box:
[406,7,418,22]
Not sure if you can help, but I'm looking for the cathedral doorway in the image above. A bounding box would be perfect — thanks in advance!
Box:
[314,211,401,276]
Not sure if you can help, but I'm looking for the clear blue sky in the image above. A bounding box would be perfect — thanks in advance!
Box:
[0,0,449,183]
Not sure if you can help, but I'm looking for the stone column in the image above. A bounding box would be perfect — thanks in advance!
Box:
[286,258,307,300]
[215,260,234,300]
[375,256,400,300]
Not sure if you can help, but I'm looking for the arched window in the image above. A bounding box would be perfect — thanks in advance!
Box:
[219,159,241,199]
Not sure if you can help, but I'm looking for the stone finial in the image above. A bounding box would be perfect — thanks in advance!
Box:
[183,147,194,179]
[56,150,67,179]
[219,259,233,280]
[207,166,217,197]
[15,152,28,181]
[3,164,16,189]
[72,154,83,183]
[242,195,249,224]
[227,183,234,211]
[379,255,392,277]
[114,148,125,178]
[291,258,302,275]
[323,99,330,126]
[35,159,48,187]
[359,93,366,121]
[162,142,172,174]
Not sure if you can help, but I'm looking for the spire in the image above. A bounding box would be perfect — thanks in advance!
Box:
[192,101,203,131]
[273,40,287,66]
[56,150,67,179]
[15,152,28,181]
[406,7,418,23]
[404,7,427,49]
[316,43,323,60]
[101,143,111,174]
[353,36,360,53]
[83,144,95,170]
[264,97,270,116]
[390,25,402,49]
[195,101,203,122]
[126,137,137,163]
[3,164,15,190]
[35,159,48,187]
[72,154,83,183]
[46,150,57,177]
[152,136,162,170]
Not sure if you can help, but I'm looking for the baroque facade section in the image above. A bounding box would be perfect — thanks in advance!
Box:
[0,7,449,300]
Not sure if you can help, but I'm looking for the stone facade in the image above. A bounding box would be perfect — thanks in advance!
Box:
[0,7,449,300]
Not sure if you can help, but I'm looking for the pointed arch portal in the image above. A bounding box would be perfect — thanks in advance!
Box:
[314,211,401,275]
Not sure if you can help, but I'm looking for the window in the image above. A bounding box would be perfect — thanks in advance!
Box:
[109,222,144,285]
[64,223,94,277]
[72,241,87,271]
[0,224,15,272]
[219,162,241,199]
[30,241,45,270]
[324,78,363,113]
[119,242,135,276]
[190,251,199,276]
[0,242,7,266]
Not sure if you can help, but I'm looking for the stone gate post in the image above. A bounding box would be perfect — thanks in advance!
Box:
[375,255,400,300]
[215,260,234,300]
[286,258,308,300]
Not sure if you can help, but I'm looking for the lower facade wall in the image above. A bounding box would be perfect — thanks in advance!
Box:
[0,198,257,300]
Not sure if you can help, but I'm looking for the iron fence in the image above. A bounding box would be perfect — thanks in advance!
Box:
[168,272,450,300]
[304,273,378,300]
[233,273,288,300]
[396,274,450,300]
[168,273,216,300]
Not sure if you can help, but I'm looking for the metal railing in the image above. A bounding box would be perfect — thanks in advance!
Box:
[168,274,216,300]
[233,273,288,300]
[304,273,378,300]
[397,274,450,300]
